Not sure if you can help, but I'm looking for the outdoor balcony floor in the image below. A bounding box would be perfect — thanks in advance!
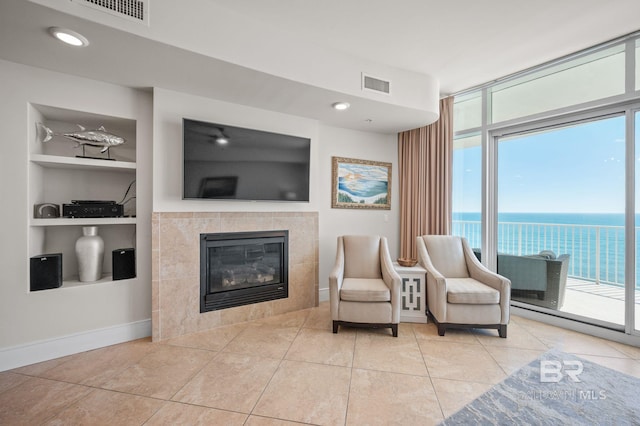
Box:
[532,277,640,330]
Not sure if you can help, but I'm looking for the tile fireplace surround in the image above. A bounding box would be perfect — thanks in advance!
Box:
[152,212,319,341]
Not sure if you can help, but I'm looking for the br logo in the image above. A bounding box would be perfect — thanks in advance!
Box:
[540,360,584,383]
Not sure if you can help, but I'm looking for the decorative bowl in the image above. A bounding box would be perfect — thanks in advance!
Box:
[397,258,417,267]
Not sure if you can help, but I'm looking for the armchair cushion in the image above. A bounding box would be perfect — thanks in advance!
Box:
[340,278,391,302]
[423,235,469,278]
[446,278,500,304]
[343,236,382,279]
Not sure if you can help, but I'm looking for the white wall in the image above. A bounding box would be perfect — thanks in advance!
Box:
[0,60,152,369]
[152,88,399,301]
[317,126,399,300]
[0,64,399,370]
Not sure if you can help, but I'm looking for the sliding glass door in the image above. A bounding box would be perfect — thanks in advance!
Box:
[496,115,626,327]
[635,111,640,332]
[452,33,640,338]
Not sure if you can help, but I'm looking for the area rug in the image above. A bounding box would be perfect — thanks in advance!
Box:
[440,348,640,425]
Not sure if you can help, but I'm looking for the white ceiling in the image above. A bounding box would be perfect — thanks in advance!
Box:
[1,0,639,133]
[210,0,640,94]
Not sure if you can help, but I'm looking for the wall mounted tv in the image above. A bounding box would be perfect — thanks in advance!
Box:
[183,118,311,202]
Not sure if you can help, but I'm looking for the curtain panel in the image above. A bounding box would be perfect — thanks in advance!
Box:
[398,97,453,259]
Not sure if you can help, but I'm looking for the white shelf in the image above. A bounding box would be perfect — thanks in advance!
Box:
[28,104,139,294]
[31,217,137,227]
[30,154,136,172]
[60,274,136,289]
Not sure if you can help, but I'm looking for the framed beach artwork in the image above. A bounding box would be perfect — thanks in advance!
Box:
[331,156,391,210]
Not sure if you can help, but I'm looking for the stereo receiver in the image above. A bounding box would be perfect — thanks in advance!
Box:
[62,200,124,218]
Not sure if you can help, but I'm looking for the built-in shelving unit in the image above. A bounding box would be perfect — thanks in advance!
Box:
[30,217,137,227]
[30,154,136,171]
[28,103,138,290]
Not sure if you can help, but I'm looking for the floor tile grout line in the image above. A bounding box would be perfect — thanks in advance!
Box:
[141,398,252,424]
[243,413,318,425]
[139,393,168,426]
[347,364,430,378]
[244,314,308,422]
[213,321,252,354]
[166,349,220,402]
[8,377,206,425]
[425,372,446,421]
[344,329,359,426]
[280,312,311,361]
[33,384,97,425]
[483,343,524,379]
[474,326,550,377]
[414,325,447,422]
[23,374,219,405]
[245,350,285,419]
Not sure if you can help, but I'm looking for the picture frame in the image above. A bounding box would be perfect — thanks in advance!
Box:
[331,156,391,210]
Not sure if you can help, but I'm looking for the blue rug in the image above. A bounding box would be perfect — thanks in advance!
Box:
[441,349,640,425]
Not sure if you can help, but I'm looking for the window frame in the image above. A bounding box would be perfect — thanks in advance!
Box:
[452,32,640,342]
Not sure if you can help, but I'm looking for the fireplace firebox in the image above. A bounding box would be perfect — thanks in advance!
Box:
[200,230,288,312]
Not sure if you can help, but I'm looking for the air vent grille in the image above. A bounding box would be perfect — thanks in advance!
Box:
[362,74,391,95]
[74,0,147,23]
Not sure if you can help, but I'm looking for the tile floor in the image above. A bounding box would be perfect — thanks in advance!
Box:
[2,302,640,425]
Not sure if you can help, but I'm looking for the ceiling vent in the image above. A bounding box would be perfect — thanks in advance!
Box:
[72,0,149,25]
[362,73,391,96]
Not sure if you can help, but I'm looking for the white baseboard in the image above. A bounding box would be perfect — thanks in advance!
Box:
[0,319,151,372]
[319,287,329,302]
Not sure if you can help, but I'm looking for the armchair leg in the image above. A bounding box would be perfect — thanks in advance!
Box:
[391,324,398,337]
[333,321,339,334]
[499,325,507,338]
[437,324,446,336]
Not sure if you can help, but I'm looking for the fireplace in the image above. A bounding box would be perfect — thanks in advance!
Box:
[200,230,288,312]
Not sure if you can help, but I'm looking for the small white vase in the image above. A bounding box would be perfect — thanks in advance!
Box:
[76,226,104,282]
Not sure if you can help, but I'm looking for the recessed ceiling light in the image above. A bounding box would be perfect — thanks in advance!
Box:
[48,27,89,47]
[332,102,350,111]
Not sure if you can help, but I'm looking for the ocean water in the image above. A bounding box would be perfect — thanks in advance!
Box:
[452,212,640,287]
[453,212,627,227]
[338,177,388,198]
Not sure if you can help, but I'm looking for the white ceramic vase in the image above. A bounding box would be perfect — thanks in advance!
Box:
[75,226,104,282]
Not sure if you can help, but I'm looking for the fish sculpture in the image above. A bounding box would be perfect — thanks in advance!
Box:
[36,122,125,153]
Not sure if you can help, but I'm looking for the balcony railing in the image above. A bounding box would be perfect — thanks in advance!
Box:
[452,220,632,287]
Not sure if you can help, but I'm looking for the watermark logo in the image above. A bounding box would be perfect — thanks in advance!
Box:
[540,360,583,383]
[516,358,608,401]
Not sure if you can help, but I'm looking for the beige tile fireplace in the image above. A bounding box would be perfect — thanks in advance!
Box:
[152,212,319,341]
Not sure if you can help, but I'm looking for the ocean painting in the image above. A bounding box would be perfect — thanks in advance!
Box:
[331,156,391,209]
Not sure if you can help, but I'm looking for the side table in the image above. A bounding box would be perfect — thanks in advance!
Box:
[393,262,427,323]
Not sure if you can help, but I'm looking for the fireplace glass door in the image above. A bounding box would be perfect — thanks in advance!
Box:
[200,230,288,312]
[208,240,282,293]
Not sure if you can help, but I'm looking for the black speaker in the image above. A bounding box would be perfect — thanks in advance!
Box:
[112,248,136,280]
[30,253,62,291]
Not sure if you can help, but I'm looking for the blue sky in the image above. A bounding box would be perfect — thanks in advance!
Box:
[453,114,635,213]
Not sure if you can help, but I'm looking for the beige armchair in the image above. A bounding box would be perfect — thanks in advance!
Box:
[417,235,511,338]
[330,235,402,337]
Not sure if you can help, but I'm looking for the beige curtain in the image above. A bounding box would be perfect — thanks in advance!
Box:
[398,96,453,259]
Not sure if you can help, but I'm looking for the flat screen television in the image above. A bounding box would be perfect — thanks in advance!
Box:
[183,118,311,202]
